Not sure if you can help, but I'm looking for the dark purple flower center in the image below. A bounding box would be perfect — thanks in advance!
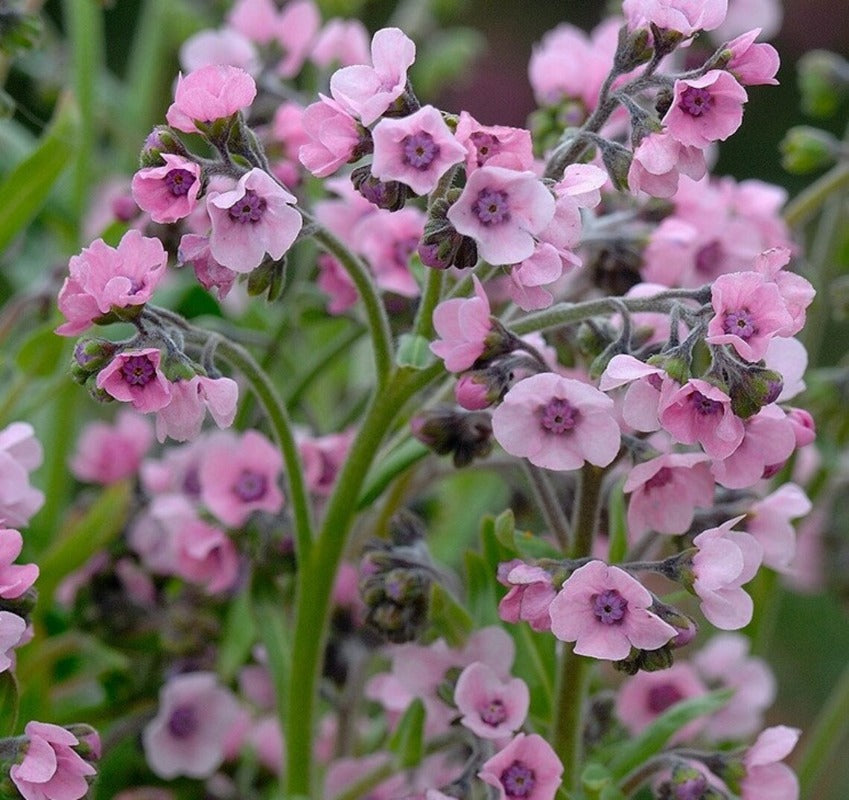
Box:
[540,397,579,434]
[695,240,723,275]
[691,391,723,416]
[393,235,419,266]
[165,168,196,197]
[679,86,714,117]
[167,704,198,739]
[120,355,157,387]
[480,698,508,727]
[228,189,267,224]
[402,131,440,170]
[722,308,758,340]
[501,760,536,798]
[183,466,201,498]
[647,683,684,713]
[234,469,267,501]
[644,466,674,492]
[473,188,510,226]
[674,776,710,800]
[470,131,501,167]
[592,589,628,625]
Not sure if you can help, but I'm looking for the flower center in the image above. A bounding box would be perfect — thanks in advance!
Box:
[228,189,267,224]
[644,466,674,492]
[469,131,501,167]
[680,86,714,117]
[647,683,684,713]
[480,698,508,727]
[592,589,628,625]
[722,309,758,340]
[167,704,198,739]
[501,760,536,798]
[675,776,710,800]
[165,168,196,197]
[690,391,722,416]
[401,131,440,170]
[234,469,267,501]
[540,398,579,434]
[473,188,510,226]
[120,355,156,387]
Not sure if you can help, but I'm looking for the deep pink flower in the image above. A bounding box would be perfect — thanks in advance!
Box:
[625,452,714,536]
[492,373,621,471]
[549,561,677,660]
[746,483,811,571]
[479,733,563,800]
[310,18,370,68]
[691,517,763,629]
[623,0,728,34]
[56,230,168,336]
[454,661,529,739]
[0,526,38,599]
[740,726,800,800]
[329,27,416,126]
[142,672,241,779]
[628,131,707,199]
[96,349,172,413]
[664,71,748,149]
[154,375,239,443]
[207,168,302,273]
[454,111,534,173]
[371,105,466,196]
[497,560,556,632]
[10,721,96,800]
[198,429,284,527]
[166,64,256,134]
[69,410,153,484]
[726,28,780,85]
[131,154,202,224]
[447,166,555,266]
[0,610,27,672]
[0,422,44,527]
[299,94,362,178]
[430,276,492,372]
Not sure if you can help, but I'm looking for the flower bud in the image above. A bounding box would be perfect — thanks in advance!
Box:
[351,164,409,210]
[798,50,849,118]
[411,407,493,467]
[72,338,119,381]
[614,643,675,674]
[787,407,816,447]
[657,765,727,800]
[614,25,653,72]
[781,126,839,174]
[139,125,190,167]
[724,364,784,419]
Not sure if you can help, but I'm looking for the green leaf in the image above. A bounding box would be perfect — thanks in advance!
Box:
[0,671,19,736]
[609,689,734,782]
[582,763,627,800]
[464,550,499,626]
[396,333,435,369]
[494,508,516,549]
[251,577,290,717]
[0,92,79,254]
[16,322,67,377]
[428,582,473,647]
[607,478,628,564]
[387,698,425,769]
[218,584,257,683]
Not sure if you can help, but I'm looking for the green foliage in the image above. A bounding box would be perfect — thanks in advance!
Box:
[387,698,425,768]
[0,671,19,736]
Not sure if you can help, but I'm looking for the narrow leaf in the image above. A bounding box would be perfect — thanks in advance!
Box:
[607,478,628,564]
[0,671,19,736]
[218,584,257,683]
[428,582,473,647]
[396,333,435,369]
[387,698,425,769]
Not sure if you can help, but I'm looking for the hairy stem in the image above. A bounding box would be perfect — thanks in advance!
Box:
[523,462,572,552]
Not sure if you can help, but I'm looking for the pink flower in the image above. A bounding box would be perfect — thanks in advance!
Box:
[497,560,556,632]
[69,410,153,484]
[492,373,621,471]
[142,672,241,779]
[227,0,279,44]
[454,111,534,173]
[713,0,782,40]
[765,336,808,402]
[10,722,97,800]
[664,71,748,149]
[623,0,728,34]
[317,253,358,314]
[56,230,168,336]
[154,375,239,443]
[726,28,780,85]
[447,166,555,266]
[746,483,811,571]
[478,733,563,800]
[273,0,321,78]
[752,248,815,337]
[0,610,27,672]
[0,526,38,599]
[354,206,424,297]
[165,64,257,134]
[329,27,416,126]
[549,561,677,660]
[198,429,284,527]
[299,94,363,178]
[178,234,237,299]
[179,28,259,74]
[298,429,354,496]
[131,154,202,224]
[371,105,466,196]
[174,517,240,593]
[207,168,302,273]
[628,132,706,199]
[310,18,370,68]
[599,354,669,433]
[96,349,172,413]
[691,517,763,629]
[430,276,492,372]
[454,661,529,739]
[740,726,800,800]
[0,422,44,528]
[658,379,744,460]
[625,452,714,537]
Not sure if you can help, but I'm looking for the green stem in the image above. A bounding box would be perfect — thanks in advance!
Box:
[285,325,365,408]
[783,162,849,228]
[412,266,445,341]
[796,659,849,797]
[523,462,571,552]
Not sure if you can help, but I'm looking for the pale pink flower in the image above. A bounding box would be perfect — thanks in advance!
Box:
[371,105,466,196]
[131,154,202,224]
[207,168,302,273]
[198,429,284,527]
[713,0,782,40]
[746,483,811,572]
[430,276,492,372]
[0,610,27,672]
[454,111,534,173]
[274,0,321,78]
[740,726,800,800]
[329,27,416,126]
[752,248,815,337]
[154,375,238,443]
[549,561,677,660]
[96,349,172,413]
[0,422,44,527]
[787,407,816,448]
[623,0,728,34]
[128,494,190,575]
[324,753,406,800]
[658,379,744,460]
[454,661,529,739]
[446,166,556,266]
[10,721,96,800]
[178,233,237,299]
[179,28,259,74]
[317,253,358,314]
[0,527,38,599]
[299,94,363,178]
[70,410,153,484]
[492,373,621,472]
[726,28,780,85]
[174,517,240,593]
[354,206,424,297]
[244,715,284,773]
[599,354,669,433]
[625,452,714,536]
[139,438,208,498]
[56,230,168,336]
[142,672,241,779]
[166,64,256,134]
[497,560,557,632]
[664,71,747,149]
[298,429,354,496]
[765,336,807,402]
[628,131,706,199]
[310,18,370,68]
[227,0,279,44]
[691,517,763,629]
[478,733,563,800]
